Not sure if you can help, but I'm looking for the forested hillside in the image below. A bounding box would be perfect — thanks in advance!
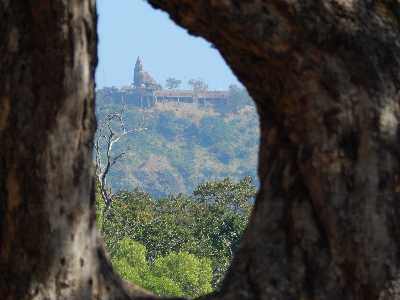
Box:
[96,85,260,197]
[95,86,259,296]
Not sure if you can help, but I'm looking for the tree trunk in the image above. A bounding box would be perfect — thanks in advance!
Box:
[0,1,151,299]
[148,1,400,300]
[2,0,400,299]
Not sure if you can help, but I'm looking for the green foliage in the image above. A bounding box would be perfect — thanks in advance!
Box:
[188,78,208,92]
[110,238,212,298]
[96,87,259,197]
[155,111,192,141]
[101,189,154,255]
[144,274,184,297]
[198,117,233,147]
[153,252,213,298]
[111,239,149,285]
[95,183,106,230]
[165,78,182,90]
[193,176,255,214]
[99,177,256,292]
[95,86,258,296]
[227,84,253,112]
[191,177,255,285]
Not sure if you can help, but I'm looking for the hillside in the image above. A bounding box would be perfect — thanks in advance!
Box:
[96,86,260,197]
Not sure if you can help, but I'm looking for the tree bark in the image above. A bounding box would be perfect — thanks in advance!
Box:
[2,0,400,299]
[0,1,152,299]
[147,1,400,300]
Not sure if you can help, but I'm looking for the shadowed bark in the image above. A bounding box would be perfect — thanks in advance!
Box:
[1,0,400,299]
[0,1,151,299]
[147,1,400,299]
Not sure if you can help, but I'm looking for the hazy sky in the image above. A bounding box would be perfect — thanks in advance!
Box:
[95,0,240,90]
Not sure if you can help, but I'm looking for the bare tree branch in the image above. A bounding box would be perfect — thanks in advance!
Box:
[95,100,147,213]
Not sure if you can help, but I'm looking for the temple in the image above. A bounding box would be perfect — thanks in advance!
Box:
[128,57,229,108]
[133,57,161,90]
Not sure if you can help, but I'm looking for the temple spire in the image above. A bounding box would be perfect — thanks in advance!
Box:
[133,56,160,90]
[135,56,143,71]
[134,57,143,87]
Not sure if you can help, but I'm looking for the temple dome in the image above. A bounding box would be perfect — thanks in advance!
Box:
[133,57,161,90]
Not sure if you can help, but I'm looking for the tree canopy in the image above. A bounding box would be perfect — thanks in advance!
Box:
[165,78,182,90]
[97,177,256,294]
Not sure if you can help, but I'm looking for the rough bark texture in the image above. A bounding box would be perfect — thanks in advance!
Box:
[2,0,400,299]
[0,1,152,299]
[147,1,400,300]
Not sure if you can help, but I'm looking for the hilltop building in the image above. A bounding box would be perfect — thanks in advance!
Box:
[128,57,229,108]
[133,57,162,90]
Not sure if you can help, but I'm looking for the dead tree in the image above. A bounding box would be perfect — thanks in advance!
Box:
[95,101,145,211]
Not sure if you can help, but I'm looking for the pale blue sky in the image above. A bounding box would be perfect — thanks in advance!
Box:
[95,0,240,90]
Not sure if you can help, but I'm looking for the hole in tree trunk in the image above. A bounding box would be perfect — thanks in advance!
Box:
[94,0,260,298]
